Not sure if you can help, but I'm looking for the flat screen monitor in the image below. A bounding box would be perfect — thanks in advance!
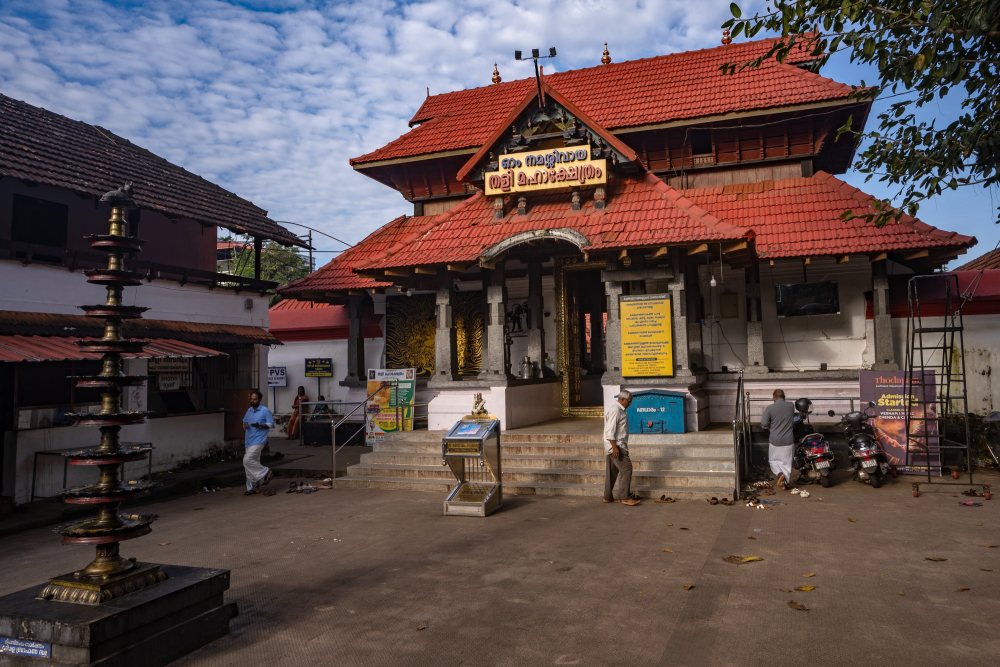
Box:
[774,280,840,317]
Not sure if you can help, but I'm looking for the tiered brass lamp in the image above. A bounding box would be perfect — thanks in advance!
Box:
[37,183,166,605]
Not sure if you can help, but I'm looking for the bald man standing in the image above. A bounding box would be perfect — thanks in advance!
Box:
[761,389,795,490]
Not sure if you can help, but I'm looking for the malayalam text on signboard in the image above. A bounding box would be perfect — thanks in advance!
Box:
[365,368,416,443]
[148,357,191,373]
[484,146,607,196]
[304,358,333,377]
[620,294,674,377]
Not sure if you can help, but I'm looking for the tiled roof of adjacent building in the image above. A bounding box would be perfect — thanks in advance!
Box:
[351,38,854,166]
[684,172,976,258]
[0,94,307,248]
[955,247,1000,272]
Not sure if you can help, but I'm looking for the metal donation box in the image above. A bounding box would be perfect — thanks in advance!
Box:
[441,417,502,516]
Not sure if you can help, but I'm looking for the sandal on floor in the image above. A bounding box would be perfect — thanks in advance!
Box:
[962,489,979,497]
[602,498,621,503]
[263,488,277,497]
[720,498,733,506]
[286,482,298,494]
[799,491,811,498]
[763,488,776,496]
[244,487,260,496]
[708,497,719,505]
[654,496,675,503]
[790,488,801,495]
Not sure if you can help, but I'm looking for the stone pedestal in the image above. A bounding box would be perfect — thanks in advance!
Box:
[0,565,234,667]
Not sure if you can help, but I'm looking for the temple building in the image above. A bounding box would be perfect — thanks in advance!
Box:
[280,37,975,432]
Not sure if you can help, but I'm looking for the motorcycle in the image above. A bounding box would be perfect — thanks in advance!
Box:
[828,401,891,488]
[792,398,836,487]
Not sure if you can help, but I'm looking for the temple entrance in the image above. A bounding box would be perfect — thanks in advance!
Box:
[556,259,608,417]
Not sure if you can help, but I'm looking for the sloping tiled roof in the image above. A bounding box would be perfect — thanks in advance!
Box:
[0,335,225,363]
[270,299,332,311]
[269,301,382,341]
[353,173,749,270]
[684,171,976,258]
[279,216,431,295]
[956,248,1000,272]
[352,38,853,166]
[0,94,306,248]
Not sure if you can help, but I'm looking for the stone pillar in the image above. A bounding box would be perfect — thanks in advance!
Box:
[871,259,899,370]
[526,261,544,377]
[744,261,769,373]
[341,294,367,387]
[603,256,623,383]
[429,268,459,384]
[685,259,704,371]
[479,261,513,383]
[668,249,692,377]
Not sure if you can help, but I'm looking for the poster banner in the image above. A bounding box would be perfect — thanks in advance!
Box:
[860,370,941,475]
[620,294,674,377]
[365,368,416,443]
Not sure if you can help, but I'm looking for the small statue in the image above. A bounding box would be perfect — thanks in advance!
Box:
[471,393,487,416]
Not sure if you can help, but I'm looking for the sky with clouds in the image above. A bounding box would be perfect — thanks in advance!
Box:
[0,0,995,267]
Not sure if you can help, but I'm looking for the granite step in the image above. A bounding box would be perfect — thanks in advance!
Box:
[360,451,735,473]
[373,442,733,459]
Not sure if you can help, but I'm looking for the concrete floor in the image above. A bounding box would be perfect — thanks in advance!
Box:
[1,472,998,666]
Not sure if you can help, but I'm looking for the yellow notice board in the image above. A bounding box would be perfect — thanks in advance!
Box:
[620,294,674,377]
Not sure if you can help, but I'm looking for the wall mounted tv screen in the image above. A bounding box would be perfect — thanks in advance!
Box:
[774,280,840,317]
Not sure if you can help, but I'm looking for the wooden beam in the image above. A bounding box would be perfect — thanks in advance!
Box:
[356,272,385,281]
[870,252,888,262]
[652,246,669,258]
[601,268,675,282]
[348,289,367,296]
[836,255,850,264]
[769,259,775,266]
[480,252,507,270]
[618,249,628,260]
[686,243,709,255]
[722,241,747,254]
[446,263,472,273]
[413,266,437,275]
[384,268,411,277]
[903,249,929,260]
[803,257,811,266]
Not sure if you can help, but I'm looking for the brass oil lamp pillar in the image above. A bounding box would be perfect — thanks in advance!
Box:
[37,183,167,605]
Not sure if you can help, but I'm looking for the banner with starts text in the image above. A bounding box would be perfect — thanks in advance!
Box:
[365,368,415,443]
[860,370,941,475]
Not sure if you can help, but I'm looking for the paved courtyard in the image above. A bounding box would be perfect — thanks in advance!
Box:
[1,473,998,666]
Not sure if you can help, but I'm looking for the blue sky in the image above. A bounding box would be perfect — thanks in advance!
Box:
[0,0,995,267]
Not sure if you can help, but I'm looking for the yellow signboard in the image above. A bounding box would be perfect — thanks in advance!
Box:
[620,294,674,377]
[484,146,607,195]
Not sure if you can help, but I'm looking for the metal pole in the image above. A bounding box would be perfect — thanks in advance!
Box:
[308,230,313,273]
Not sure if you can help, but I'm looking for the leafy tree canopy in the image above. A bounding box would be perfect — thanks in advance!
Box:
[723,0,999,227]
[220,235,312,305]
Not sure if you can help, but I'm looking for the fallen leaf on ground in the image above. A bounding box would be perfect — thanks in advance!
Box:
[802,573,815,577]
[158,542,170,546]
[723,555,763,564]
[417,626,427,631]
[898,591,906,595]
[747,536,756,540]
[667,523,673,526]
[794,586,815,591]
[680,528,689,531]
[981,569,995,572]
[683,585,694,590]
[848,518,858,523]
[957,588,970,592]
[660,548,674,553]
[780,589,792,592]
[981,545,998,548]
[787,600,809,611]
[925,557,948,562]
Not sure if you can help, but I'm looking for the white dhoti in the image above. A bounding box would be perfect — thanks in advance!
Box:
[768,443,794,484]
[243,444,270,491]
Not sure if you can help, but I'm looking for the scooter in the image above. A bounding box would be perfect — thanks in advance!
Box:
[792,398,836,487]
[829,401,891,488]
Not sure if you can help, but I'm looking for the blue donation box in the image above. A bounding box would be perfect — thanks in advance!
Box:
[627,390,685,434]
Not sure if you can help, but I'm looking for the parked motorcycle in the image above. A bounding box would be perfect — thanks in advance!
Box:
[792,398,836,487]
[828,401,891,488]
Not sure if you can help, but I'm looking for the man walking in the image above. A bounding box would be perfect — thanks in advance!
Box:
[603,390,640,506]
[243,390,275,496]
[761,389,796,489]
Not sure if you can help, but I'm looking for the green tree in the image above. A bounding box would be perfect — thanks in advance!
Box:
[722,0,999,226]
[222,235,312,305]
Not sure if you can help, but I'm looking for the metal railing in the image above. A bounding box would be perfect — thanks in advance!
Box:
[731,370,751,499]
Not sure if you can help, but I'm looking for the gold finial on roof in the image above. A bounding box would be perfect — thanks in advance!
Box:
[492,62,502,84]
[601,42,611,65]
[722,29,733,45]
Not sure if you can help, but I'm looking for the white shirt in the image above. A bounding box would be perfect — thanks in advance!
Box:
[603,400,629,455]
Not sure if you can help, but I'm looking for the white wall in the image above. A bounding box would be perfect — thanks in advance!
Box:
[13,412,224,505]
[0,260,270,328]
[265,338,385,415]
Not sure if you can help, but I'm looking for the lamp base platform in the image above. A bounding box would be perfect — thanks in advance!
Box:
[38,563,167,606]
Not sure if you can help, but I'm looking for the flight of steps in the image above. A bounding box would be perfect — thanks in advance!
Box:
[337,429,736,499]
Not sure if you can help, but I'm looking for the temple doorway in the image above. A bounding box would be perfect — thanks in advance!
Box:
[556,259,607,416]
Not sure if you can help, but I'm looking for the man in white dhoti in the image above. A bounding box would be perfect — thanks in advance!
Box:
[760,389,795,490]
[242,390,275,495]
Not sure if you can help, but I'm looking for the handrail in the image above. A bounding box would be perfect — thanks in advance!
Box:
[732,369,745,500]
[328,380,399,482]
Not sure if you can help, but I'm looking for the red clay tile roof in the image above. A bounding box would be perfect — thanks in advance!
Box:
[271,299,332,311]
[269,302,382,341]
[684,171,975,258]
[353,173,749,270]
[0,94,306,248]
[352,38,852,166]
[279,216,434,295]
[955,248,1000,272]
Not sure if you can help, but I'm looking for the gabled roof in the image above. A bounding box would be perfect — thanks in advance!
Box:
[269,301,382,342]
[352,173,749,271]
[351,38,855,167]
[956,247,1000,272]
[0,94,306,248]
[683,171,976,258]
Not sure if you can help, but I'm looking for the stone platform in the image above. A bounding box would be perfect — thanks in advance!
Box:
[0,565,235,667]
[337,418,736,499]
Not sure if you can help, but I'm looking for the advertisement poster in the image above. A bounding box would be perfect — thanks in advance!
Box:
[860,370,941,475]
[365,368,415,443]
[620,294,674,377]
